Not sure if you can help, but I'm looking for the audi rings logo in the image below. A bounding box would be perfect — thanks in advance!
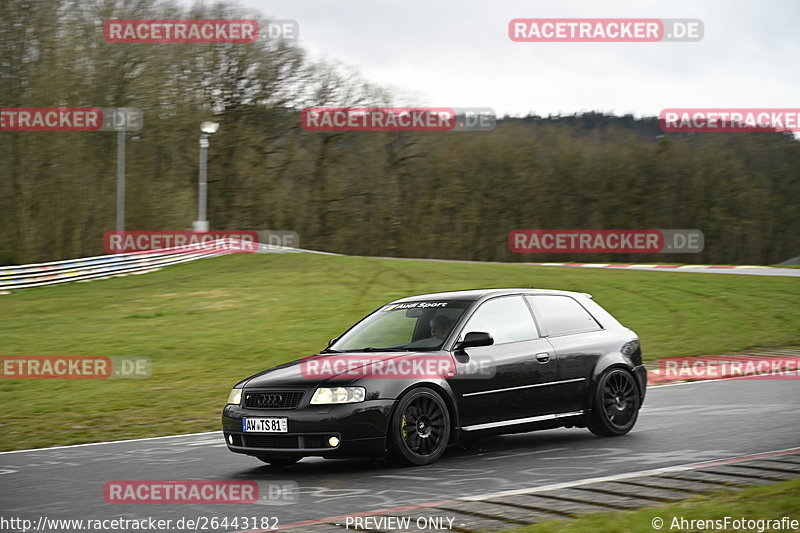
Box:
[250,393,281,407]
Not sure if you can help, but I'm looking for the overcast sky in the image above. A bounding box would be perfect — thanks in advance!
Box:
[233,0,799,118]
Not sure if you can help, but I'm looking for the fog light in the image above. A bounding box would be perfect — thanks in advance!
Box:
[328,436,340,447]
[228,434,233,444]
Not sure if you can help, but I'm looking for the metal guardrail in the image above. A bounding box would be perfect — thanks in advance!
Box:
[0,239,319,292]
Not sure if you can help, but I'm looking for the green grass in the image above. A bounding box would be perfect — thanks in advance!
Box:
[0,253,798,451]
[501,479,800,533]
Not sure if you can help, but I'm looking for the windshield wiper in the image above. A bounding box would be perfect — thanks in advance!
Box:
[359,346,408,352]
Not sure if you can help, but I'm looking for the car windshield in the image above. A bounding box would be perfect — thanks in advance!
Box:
[329,300,472,352]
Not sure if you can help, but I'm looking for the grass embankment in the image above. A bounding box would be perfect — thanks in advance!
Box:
[1,253,798,450]
[502,479,800,533]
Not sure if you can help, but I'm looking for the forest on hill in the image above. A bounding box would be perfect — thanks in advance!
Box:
[2,0,798,265]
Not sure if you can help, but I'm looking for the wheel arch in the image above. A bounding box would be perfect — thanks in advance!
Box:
[387,381,459,435]
[587,354,640,412]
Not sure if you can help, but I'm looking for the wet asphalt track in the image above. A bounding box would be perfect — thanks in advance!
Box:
[1,379,798,531]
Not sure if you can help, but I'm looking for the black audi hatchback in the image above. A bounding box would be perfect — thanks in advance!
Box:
[222,289,647,466]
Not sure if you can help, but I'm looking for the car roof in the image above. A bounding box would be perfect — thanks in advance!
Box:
[391,288,590,303]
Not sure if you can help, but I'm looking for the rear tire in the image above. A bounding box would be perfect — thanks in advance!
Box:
[588,368,640,437]
[388,387,451,466]
[255,455,301,467]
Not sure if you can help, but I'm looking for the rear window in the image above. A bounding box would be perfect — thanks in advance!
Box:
[527,295,601,336]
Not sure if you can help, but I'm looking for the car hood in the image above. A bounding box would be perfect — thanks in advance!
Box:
[238,351,453,389]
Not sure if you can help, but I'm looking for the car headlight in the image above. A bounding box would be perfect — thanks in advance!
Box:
[227,388,242,406]
[310,387,366,405]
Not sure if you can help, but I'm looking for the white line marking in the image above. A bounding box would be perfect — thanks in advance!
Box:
[648,371,800,389]
[377,475,437,481]
[460,446,800,501]
[0,431,222,455]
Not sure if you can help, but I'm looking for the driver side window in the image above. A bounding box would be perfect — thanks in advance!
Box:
[461,296,539,344]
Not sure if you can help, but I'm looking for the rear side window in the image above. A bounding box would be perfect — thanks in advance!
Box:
[461,295,539,344]
[527,295,601,336]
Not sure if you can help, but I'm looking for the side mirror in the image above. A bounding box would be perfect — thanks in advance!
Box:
[327,337,338,347]
[454,331,493,352]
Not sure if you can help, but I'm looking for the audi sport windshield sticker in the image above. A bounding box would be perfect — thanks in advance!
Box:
[382,302,449,311]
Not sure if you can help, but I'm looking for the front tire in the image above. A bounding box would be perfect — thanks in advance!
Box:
[588,368,640,437]
[255,455,301,467]
[388,387,451,466]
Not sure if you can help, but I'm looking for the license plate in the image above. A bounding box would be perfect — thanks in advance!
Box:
[242,417,288,433]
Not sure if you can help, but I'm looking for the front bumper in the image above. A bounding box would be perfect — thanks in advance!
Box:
[221,399,394,458]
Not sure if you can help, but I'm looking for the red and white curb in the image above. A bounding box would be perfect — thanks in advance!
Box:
[528,263,772,270]
[647,349,800,386]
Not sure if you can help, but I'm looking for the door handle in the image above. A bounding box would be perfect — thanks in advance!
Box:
[535,352,550,363]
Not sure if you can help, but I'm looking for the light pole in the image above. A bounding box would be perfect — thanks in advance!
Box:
[116,128,126,231]
[108,108,143,233]
[194,121,219,231]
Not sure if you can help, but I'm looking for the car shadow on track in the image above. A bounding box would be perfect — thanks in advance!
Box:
[227,428,612,479]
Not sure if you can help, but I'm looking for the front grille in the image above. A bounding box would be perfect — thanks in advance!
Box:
[237,434,338,450]
[244,390,304,409]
